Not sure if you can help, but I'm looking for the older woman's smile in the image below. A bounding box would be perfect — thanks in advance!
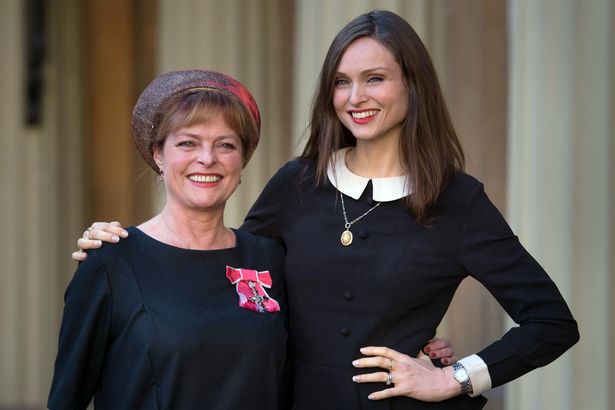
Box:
[188,174,222,183]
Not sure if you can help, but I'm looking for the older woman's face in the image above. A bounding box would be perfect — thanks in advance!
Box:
[153,115,243,214]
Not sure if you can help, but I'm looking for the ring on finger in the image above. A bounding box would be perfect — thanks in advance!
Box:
[388,359,393,371]
[84,226,94,239]
[386,371,393,386]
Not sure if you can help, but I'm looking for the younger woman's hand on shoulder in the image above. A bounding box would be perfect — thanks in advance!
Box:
[72,221,128,261]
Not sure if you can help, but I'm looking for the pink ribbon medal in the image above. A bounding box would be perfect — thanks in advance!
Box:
[226,266,281,313]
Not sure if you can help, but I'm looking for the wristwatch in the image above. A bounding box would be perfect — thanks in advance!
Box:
[452,362,473,395]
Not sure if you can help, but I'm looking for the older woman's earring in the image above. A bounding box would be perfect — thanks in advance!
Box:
[159,169,164,181]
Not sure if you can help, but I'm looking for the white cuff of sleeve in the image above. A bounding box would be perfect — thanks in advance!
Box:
[458,354,491,397]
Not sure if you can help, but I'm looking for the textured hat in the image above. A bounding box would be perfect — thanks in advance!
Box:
[132,69,261,173]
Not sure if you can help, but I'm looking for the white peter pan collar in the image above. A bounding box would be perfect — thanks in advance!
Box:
[326,147,411,202]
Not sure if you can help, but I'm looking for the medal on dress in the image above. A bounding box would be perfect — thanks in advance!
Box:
[226,266,281,313]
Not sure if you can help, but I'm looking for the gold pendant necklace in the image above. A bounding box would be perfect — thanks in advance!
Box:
[339,191,381,246]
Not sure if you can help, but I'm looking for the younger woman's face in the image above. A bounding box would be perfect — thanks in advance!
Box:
[333,37,409,147]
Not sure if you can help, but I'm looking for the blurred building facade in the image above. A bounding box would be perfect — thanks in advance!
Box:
[0,0,613,408]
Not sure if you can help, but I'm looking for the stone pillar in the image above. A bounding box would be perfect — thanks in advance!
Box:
[0,0,27,403]
[0,0,86,406]
[506,0,614,409]
[158,0,295,227]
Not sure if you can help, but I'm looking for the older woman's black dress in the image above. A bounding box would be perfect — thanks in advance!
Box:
[48,227,287,410]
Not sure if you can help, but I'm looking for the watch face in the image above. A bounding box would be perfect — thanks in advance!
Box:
[454,367,469,382]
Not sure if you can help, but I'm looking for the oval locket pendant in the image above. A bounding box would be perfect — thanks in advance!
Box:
[341,229,353,246]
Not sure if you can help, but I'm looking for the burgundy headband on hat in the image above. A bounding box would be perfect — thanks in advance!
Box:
[132,69,261,173]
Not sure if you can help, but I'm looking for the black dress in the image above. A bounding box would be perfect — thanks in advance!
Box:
[48,227,288,410]
[242,159,579,410]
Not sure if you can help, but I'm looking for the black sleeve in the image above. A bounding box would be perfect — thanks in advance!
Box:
[459,182,579,388]
[241,162,291,241]
[47,252,112,409]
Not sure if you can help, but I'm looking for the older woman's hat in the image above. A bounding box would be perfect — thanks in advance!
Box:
[132,69,261,173]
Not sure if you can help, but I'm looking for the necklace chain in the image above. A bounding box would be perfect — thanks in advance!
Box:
[160,213,233,249]
[340,191,381,228]
[339,192,381,246]
[161,214,189,248]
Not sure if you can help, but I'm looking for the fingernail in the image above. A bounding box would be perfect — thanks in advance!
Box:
[352,360,359,366]
[112,235,120,243]
[368,394,375,400]
[442,358,448,364]
[352,376,359,382]
[121,230,129,238]
[95,240,102,246]
[423,347,431,353]
[360,347,367,353]
[430,352,436,358]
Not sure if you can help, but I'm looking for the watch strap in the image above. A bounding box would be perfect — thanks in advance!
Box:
[453,362,473,395]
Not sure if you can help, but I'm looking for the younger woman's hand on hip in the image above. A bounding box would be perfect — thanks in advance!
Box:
[352,346,460,402]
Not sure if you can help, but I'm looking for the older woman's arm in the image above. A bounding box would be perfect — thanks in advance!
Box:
[48,251,112,409]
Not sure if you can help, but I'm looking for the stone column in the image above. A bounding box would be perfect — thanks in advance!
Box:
[506,0,614,409]
[158,0,295,227]
[0,0,86,406]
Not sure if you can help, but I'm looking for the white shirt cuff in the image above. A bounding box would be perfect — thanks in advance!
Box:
[458,354,491,397]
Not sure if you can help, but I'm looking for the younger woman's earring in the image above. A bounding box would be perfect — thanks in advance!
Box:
[159,169,164,182]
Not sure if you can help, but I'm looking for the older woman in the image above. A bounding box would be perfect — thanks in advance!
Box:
[48,70,287,409]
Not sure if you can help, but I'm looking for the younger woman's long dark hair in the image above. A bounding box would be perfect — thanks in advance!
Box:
[299,10,465,225]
